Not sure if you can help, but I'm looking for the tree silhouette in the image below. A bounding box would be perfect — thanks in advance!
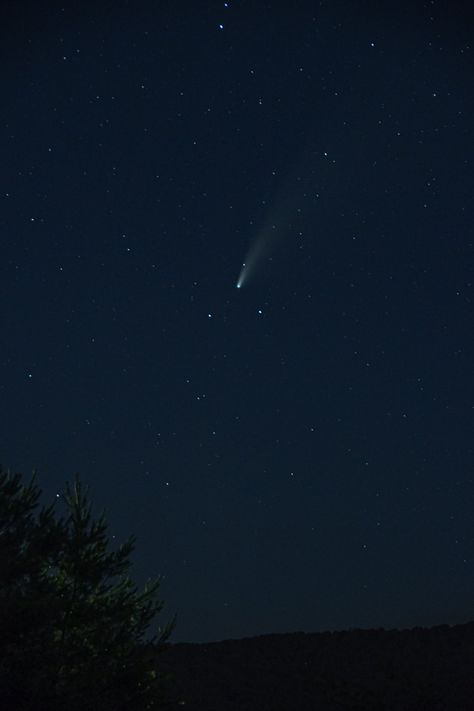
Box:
[0,468,175,710]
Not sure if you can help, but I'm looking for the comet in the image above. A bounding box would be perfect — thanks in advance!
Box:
[235,140,319,289]
[235,217,285,290]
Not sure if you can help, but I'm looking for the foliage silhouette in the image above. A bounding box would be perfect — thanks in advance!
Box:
[0,468,175,710]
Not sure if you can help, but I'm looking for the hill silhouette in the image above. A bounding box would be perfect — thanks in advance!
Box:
[158,621,474,710]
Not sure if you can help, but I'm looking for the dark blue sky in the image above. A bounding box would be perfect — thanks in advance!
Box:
[1,1,473,643]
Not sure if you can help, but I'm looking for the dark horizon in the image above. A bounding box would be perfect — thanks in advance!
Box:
[2,0,473,644]
[163,618,474,647]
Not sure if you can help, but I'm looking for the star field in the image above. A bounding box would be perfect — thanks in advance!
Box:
[1,1,473,642]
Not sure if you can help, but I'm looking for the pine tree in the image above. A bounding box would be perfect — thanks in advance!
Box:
[0,468,176,710]
[0,469,64,707]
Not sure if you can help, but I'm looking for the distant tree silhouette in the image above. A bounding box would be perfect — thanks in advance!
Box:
[0,468,175,710]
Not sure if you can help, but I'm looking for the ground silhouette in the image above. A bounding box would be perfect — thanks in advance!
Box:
[158,621,474,710]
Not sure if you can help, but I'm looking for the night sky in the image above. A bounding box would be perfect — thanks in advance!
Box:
[2,1,473,643]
